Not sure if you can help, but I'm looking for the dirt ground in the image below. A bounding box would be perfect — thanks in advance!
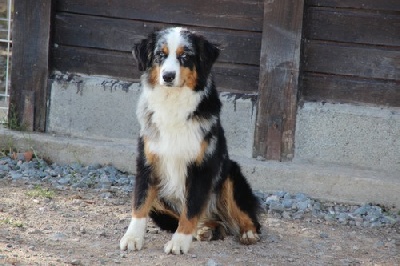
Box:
[0,180,399,266]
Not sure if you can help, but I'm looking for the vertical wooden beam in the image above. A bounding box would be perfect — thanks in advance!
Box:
[253,0,304,161]
[9,0,53,131]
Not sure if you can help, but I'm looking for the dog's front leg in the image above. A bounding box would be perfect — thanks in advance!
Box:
[164,166,212,254]
[120,138,157,251]
[120,185,157,251]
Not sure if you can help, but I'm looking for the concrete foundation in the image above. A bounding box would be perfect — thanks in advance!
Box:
[47,73,256,158]
[295,102,400,174]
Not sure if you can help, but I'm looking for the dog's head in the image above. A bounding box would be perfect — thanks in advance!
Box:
[133,27,219,90]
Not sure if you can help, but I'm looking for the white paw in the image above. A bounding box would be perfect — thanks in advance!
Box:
[164,233,192,254]
[120,218,147,251]
[239,230,260,245]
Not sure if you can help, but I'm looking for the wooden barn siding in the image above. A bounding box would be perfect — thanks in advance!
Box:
[51,0,264,93]
[301,0,400,107]
[10,0,53,131]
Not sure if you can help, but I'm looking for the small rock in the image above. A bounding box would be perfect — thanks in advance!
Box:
[293,210,304,219]
[70,259,82,265]
[269,202,285,213]
[282,199,293,209]
[28,229,43,234]
[373,241,385,248]
[265,195,279,204]
[353,205,369,216]
[58,177,71,185]
[147,227,159,234]
[319,232,329,239]
[51,232,67,241]
[207,259,219,266]
[282,211,291,219]
[295,193,307,201]
[296,201,309,211]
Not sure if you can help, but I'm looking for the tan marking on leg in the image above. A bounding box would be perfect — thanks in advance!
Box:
[195,140,208,165]
[143,137,158,165]
[176,210,199,235]
[133,186,158,218]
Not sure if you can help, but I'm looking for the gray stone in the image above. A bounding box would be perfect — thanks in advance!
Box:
[269,202,285,213]
[296,201,309,211]
[207,259,219,266]
[282,199,293,209]
[353,205,370,216]
[319,232,329,239]
[58,177,71,185]
[10,172,23,180]
[293,210,304,219]
[295,193,307,202]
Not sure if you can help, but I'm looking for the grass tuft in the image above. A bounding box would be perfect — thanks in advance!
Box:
[0,217,24,228]
[26,185,55,199]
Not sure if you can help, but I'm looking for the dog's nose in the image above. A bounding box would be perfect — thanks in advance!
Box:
[163,72,176,83]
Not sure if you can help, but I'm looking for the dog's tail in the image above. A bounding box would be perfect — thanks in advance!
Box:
[149,203,179,233]
[227,160,261,234]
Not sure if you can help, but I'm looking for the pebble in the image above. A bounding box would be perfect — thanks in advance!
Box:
[70,259,82,265]
[207,259,219,266]
[319,232,329,239]
[0,156,399,228]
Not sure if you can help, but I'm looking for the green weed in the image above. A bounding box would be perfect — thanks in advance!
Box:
[26,185,55,199]
[0,217,24,228]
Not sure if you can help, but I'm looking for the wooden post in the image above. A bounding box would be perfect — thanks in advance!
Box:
[9,0,53,131]
[253,0,304,161]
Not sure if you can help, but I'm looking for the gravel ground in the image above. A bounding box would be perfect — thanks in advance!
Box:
[1,156,399,228]
[0,155,399,265]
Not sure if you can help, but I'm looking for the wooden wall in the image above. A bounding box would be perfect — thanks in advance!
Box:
[10,0,399,160]
[52,0,264,93]
[301,0,400,107]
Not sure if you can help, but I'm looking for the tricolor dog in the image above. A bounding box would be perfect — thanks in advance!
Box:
[120,27,261,255]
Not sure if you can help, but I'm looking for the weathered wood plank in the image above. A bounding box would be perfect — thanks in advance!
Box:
[10,0,53,131]
[213,63,259,93]
[254,0,304,161]
[304,7,400,46]
[56,0,264,32]
[303,41,400,80]
[51,45,259,93]
[306,0,400,11]
[54,13,262,65]
[51,46,139,80]
[302,73,400,107]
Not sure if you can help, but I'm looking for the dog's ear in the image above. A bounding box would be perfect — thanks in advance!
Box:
[202,39,220,67]
[133,32,157,71]
[133,39,150,71]
[194,35,220,77]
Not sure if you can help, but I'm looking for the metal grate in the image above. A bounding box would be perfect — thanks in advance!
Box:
[0,0,12,124]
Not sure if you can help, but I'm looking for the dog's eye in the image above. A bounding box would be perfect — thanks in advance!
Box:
[178,53,187,60]
[156,51,166,58]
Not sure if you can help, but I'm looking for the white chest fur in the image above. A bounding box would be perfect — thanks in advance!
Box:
[138,86,204,202]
